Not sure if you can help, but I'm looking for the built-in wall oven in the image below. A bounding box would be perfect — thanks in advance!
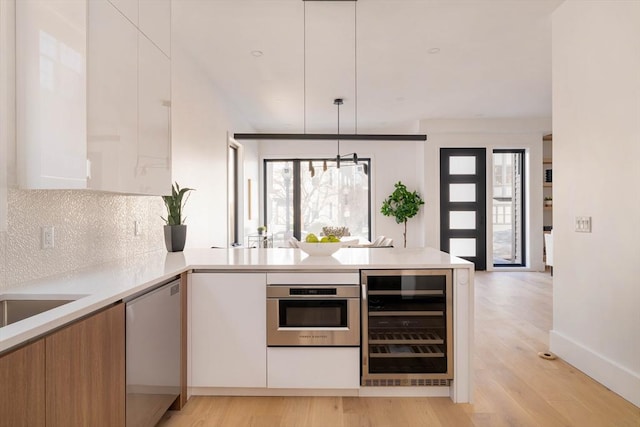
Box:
[267,284,360,347]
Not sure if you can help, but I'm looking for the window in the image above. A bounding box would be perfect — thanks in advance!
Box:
[228,144,239,246]
[264,159,371,247]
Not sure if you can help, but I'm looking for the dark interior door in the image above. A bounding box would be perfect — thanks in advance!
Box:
[440,148,486,270]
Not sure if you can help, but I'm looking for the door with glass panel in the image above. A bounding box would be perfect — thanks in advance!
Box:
[440,148,486,270]
[492,150,525,267]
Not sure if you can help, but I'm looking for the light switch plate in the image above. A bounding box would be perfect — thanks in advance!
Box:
[575,216,592,233]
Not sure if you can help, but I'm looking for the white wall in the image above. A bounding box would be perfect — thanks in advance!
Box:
[259,139,426,247]
[421,118,550,271]
[550,2,640,407]
[170,43,255,249]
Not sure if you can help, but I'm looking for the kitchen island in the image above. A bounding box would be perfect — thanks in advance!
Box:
[0,247,474,405]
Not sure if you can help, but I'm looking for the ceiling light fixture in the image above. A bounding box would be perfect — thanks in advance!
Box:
[428,47,441,54]
[333,98,367,175]
[251,50,263,57]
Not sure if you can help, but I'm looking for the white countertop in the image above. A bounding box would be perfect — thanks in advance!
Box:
[0,247,472,353]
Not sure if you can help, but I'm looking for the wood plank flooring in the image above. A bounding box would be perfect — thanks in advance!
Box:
[158,271,640,427]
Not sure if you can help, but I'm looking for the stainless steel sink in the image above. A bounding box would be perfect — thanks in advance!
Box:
[0,296,81,327]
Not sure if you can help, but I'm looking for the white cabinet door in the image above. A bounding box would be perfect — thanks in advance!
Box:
[108,0,138,25]
[137,34,171,195]
[139,0,170,57]
[267,347,360,389]
[87,0,138,193]
[16,0,87,189]
[190,273,267,388]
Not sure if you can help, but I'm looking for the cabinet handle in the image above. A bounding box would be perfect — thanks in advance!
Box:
[361,284,367,301]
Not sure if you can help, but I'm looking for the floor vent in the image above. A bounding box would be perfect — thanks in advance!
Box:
[363,378,451,387]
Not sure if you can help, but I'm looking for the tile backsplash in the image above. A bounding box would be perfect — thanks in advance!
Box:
[0,189,165,290]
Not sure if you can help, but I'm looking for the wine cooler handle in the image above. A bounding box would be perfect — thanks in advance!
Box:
[361,284,367,301]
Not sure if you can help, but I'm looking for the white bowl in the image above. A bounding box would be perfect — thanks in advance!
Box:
[298,241,343,256]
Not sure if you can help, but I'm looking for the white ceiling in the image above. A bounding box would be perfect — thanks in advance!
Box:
[172,0,563,134]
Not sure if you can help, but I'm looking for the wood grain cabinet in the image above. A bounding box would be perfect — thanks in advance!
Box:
[45,303,125,427]
[0,339,46,427]
[0,303,125,427]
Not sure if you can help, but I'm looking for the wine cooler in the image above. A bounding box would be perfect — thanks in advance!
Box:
[361,269,453,386]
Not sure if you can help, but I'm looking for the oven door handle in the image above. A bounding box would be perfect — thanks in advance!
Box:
[361,283,367,301]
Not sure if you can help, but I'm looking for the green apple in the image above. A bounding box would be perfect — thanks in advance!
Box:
[305,233,319,243]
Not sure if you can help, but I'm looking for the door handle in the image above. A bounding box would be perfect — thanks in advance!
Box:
[361,284,367,301]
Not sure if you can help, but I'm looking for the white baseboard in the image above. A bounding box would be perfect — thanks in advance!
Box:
[550,330,640,407]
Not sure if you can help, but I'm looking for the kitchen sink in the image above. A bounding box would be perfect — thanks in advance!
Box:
[0,295,83,327]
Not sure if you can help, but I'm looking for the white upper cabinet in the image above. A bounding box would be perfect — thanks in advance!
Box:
[108,0,138,25]
[139,0,171,57]
[108,0,171,57]
[16,0,171,195]
[137,34,171,194]
[88,0,138,193]
[16,0,88,189]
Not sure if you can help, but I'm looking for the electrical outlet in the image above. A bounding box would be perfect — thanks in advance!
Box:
[575,216,592,233]
[41,226,55,249]
[134,220,142,236]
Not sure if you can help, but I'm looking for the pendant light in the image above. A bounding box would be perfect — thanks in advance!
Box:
[334,98,368,175]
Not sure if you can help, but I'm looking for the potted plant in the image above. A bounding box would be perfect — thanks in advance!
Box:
[161,182,194,252]
[381,181,425,248]
[257,225,267,236]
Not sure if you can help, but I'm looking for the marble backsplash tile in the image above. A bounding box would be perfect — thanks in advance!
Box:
[0,189,165,290]
[0,231,7,288]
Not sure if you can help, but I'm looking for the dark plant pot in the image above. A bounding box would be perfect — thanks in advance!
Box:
[164,224,187,252]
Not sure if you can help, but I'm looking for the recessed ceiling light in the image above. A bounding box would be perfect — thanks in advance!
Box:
[428,47,441,54]
[251,50,263,57]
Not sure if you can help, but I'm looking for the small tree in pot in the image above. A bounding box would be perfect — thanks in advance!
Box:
[162,182,194,252]
[380,181,424,248]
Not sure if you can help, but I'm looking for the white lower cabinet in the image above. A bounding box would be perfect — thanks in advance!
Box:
[267,347,360,389]
[189,273,267,388]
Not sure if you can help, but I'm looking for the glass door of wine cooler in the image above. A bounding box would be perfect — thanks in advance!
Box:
[361,269,453,386]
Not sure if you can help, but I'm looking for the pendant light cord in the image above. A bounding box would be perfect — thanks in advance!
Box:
[303,2,307,134]
[354,1,358,135]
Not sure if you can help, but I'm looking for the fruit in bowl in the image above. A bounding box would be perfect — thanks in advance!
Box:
[299,234,343,256]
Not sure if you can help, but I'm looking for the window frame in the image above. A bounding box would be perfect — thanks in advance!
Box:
[263,158,372,243]
[492,149,527,268]
[228,143,240,246]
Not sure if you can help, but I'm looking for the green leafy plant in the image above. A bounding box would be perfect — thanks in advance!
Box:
[380,181,424,248]
[162,182,194,225]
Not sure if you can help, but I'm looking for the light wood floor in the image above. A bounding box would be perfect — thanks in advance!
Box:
[159,271,640,427]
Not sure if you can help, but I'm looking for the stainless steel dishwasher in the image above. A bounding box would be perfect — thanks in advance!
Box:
[125,278,181,427]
